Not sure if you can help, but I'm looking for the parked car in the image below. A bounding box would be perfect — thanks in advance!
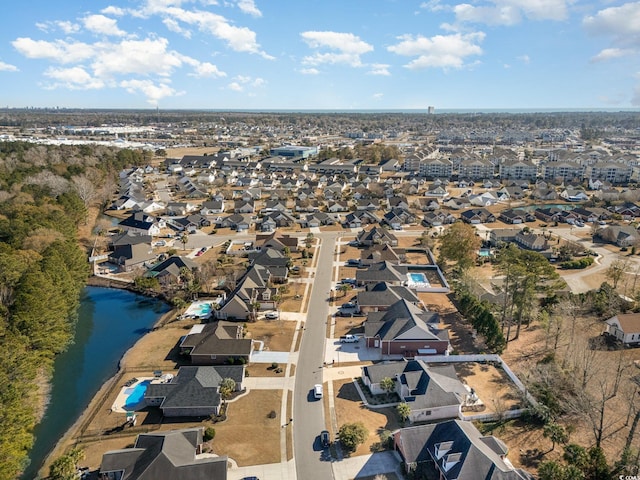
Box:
[340,334,359,343]
[340,278,357,285]
[320,430,330,448]
[341,302,356,309]
[313,384,323,399]
[346,259,360,266]
[265,311,279,319]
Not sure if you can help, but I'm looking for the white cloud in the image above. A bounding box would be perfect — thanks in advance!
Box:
[44,66,105,89]
[453,0,571,26]
[12,38,95,64]
[189,61,226,77]
[236,0,262,17]
[227,75,265,91]
[91,38,184,78]
[120,79,181,104]
[83,14,127,37]
[591,47,636,62]
[388,32,485,69]
[368,63,391,76]
[35,20,81,34]
[584,2,640,45]
[420,0,447,12]
[101,6,126,16]
[373,92,384,99]
[143,5,273,58]
[0,61,18,72]
[163,18,192,37]
[300,68,320,75]
[301,31,373,67]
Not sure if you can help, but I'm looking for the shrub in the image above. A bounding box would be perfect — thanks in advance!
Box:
[267,410,277,419]
[204,427,216,441]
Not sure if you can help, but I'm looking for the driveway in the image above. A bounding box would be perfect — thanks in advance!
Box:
[324,338,380,364]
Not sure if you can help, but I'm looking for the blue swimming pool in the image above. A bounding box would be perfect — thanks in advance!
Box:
[409,273,427,283]
[124,380,151,410]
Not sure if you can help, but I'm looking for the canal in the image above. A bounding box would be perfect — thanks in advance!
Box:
[22,286,170,479]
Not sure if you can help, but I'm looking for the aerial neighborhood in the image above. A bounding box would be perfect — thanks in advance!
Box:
[4,111,640,480]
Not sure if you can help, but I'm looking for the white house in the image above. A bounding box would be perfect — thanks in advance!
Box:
[604,314,640,347]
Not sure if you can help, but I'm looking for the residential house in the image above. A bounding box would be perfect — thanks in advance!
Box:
[468,192,498,207]
[356,261,407,286]
[359,244,406,267]
[118,212,164,236]
[217,264,278,320]
[99,428,228,480]
[382,208,417,229]
[200,199,225,215]
[355,198,379,211]
[604,313,640,347]
[343,210,380,229]
[460,208,495,225]
[364,299,450,356]
[424,184,450,199]
[499,209,534,224]
[145,366,244,417]
[356,227,398,247]
[180,322,253,365]
[108,231,152,249]
[255,232,299,253]
[145,256,198,286]
[357,282,420,313]
[489,228,523,247]
[362,360,470,422]
[595,225,640,247]
[165,201,197,216]
[514,231,548,251]
[327,200,350,213]
[560,188,589,202]
[217,214,253,232]
[422,212,456,227]
[300,211,336,228]
[393,420,533,480]
[108,243,156,272]
[233,199,255,214]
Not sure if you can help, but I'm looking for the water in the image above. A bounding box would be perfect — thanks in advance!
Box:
[22,286,170,480]
[123,380,151,410]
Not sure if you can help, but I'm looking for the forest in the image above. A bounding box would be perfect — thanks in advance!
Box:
[0,141,147,480]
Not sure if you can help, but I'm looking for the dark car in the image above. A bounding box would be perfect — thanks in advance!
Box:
[320,430,330,448]
[241,477,259,480]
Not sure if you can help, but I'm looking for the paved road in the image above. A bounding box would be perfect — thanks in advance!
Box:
[293,232,337,480]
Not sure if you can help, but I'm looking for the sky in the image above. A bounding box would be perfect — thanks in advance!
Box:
[0,0,639,111]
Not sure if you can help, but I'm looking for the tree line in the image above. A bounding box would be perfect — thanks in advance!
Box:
[0,142,147,480]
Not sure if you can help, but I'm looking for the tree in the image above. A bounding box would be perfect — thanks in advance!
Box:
[338,422,368,452]
[396,402,411,424]
[606,259,628,289]
[380,377,395,395]
[180,231,189,251]
[49,448,84,480]
[219,378,236,404]
[437,223,482,274]
[543,422,569,452]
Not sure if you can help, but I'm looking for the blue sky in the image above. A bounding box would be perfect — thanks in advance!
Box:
[1,0,639,110]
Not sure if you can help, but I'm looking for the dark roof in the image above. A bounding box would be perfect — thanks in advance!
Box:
[355,261,407,284]
[147,256,198,277]
[394,420,533,480]
[145,366,244,409]
[181,322,253,357]
[365,299,448,342]
[100,427,228,480]
[109,231,153,248]
[357,282,419,307]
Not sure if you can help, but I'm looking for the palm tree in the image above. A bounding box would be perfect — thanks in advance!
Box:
[219,377,236,406]
[396,402,411,425]
[180,231,189,250]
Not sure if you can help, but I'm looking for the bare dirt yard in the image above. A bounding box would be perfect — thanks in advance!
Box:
[245,318,297,352]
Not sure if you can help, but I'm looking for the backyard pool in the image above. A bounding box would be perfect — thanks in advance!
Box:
[184,301,213,319]
[409,272,428,284]
[123,380,151,410]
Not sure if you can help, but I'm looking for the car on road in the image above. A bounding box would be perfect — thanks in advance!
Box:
[320,430,330,448]
[313,384,323,399]
[265,311,279,319]
[241,477,259,480]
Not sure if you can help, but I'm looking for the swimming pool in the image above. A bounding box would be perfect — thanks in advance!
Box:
[124,380,151,410]
[409,273,427,283]
[184,301,213,318]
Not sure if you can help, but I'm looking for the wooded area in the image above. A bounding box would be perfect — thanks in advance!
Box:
[0,142,147,480]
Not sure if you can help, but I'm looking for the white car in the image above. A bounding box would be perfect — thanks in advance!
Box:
[265,311,279,319]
